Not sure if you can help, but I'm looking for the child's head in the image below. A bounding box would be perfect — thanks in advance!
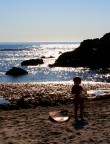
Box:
[73,76,81,85]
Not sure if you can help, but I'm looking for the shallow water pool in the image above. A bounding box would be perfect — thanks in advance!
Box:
[0,98,10,104]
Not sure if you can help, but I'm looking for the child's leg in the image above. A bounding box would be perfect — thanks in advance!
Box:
[75,102,79,120]
[80,100,84,119]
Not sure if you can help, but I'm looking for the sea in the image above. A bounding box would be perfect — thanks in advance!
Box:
[0,42,110,84]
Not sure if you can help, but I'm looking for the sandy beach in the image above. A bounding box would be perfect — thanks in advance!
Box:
[0,82,110,144]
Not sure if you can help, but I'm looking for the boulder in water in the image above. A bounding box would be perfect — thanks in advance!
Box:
[6,67,28,76]
[21,59,44,66]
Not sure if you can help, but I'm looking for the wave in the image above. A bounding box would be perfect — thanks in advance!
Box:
[0,48,26,51]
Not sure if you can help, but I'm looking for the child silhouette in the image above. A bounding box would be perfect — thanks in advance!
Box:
[72,76,86,121]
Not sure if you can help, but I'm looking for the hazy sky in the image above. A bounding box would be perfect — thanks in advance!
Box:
[0,0,110,42]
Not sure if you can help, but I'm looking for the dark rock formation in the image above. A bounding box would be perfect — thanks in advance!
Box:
[49,32,110,68]
[41,56,46,59]
[41,56,54,59]
[21,59,44,66]
[6,67,28,76]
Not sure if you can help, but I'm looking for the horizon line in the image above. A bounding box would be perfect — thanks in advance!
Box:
[0,41,81,43]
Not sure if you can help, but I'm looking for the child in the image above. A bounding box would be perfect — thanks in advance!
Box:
[71,76,85,121]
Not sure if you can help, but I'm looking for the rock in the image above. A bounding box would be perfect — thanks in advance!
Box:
[41,56,46,59]
[49,32,110,68]
[6,67,28,76]
[41,56,54,59]
[21,59,43,66]
[48,56,54,58]
[0,103,19,110]
[16,97,30,109]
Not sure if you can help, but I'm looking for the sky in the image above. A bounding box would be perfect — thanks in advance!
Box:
[0,0,110,42]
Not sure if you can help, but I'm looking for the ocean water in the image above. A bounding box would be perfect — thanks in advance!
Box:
[0,42,110,83]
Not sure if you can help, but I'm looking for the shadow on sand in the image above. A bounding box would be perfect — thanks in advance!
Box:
[73,119,88,130]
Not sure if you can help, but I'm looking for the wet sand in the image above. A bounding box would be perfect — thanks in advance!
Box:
[0,82,110,144]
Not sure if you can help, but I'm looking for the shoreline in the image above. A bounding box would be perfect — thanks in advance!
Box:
[1,81,110,99]
[0,82,110,110]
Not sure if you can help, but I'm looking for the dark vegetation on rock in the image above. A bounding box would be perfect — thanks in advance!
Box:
[21,59,43,66]
[6,67,28,76]
[49,32,110,69]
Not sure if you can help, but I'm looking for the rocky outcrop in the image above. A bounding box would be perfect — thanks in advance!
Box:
[6,67,28,76]
[21,59,43,66]
[49,32,110,68]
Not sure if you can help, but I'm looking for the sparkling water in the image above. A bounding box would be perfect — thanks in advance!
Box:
[0,42,110,83]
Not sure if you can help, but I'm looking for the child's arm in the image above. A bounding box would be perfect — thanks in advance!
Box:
[71,86,76,99]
